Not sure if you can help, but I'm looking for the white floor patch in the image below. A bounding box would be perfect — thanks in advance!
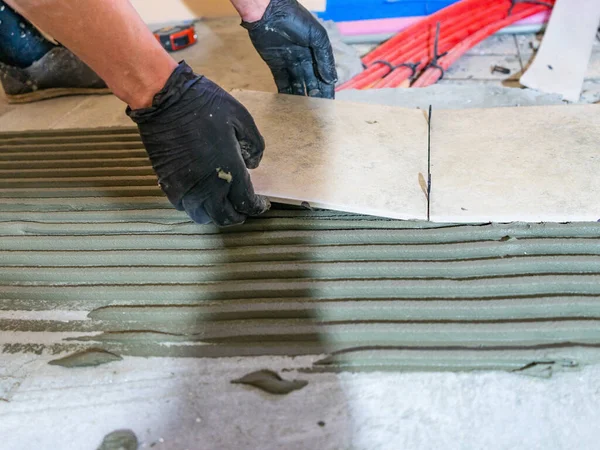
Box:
[2,354,600,450]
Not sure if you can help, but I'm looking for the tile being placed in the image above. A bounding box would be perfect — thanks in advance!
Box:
[233,90,429,220]
[430,104,600,222]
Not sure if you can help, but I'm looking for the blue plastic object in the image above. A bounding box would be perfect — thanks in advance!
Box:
[316,0,459,22]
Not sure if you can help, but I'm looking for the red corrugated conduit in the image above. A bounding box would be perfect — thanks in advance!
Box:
[337,0,555,90]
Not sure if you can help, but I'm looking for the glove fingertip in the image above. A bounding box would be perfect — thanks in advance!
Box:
[233,105,265,168]
[318,82,336,100]
[252,194,271,216]
[238,193,271,217]
[310,27,338,85]
[181,195,212,224]
[239,137,264,169]
[316,57,338,85]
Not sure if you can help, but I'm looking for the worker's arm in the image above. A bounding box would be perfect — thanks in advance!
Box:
[231,0,338,98]
[4,0,174,109]
[6,0,269,225]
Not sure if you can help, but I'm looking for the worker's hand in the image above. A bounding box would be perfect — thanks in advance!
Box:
[242,0,337,99]
[127,62,270,226]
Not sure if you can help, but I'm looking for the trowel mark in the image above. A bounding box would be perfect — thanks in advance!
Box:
[231,369,308,395]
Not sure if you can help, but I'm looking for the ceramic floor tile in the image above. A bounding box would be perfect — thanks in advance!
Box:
[430,104,600,222]
[52,95,130,129]
[445,54,523,80]
[0,94,14,120]
[0,96,87,132]
[233,91,429,220]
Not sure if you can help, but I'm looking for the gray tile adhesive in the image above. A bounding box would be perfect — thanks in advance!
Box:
[2,127,600,374]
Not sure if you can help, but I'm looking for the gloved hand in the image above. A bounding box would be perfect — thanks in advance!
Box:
[127,62,270,226]
[242,0,337,99]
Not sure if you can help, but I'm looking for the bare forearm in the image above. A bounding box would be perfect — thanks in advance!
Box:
[6,0,177,108]
[229,0,270,22]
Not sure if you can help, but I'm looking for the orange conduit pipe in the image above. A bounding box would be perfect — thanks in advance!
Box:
[372,3,514,89]
[411,3,553,87]
[338,0,503,90]
[337,0,554,91]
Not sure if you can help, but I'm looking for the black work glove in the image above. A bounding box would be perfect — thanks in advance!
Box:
[127,62,270,227]
[242,0,337,99]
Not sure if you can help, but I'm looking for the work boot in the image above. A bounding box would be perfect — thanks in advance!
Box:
[0,46,109,103]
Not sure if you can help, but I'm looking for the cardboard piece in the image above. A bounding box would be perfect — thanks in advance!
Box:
[519,0,600,102]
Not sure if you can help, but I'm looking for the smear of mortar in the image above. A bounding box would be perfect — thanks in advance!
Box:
[231,369,308,395]
[216,168,233,183]
[48,348,122,368]
[96,429,138,450]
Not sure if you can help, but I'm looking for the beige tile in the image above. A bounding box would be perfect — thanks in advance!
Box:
[52,95,131,129]
[430,104,600,222]
[0,96,87,132]
[233,91,429,220]
[0,93,14,120]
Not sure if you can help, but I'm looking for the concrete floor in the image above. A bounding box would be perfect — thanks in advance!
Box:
[4,353,600,450]
[2,17,600,450]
